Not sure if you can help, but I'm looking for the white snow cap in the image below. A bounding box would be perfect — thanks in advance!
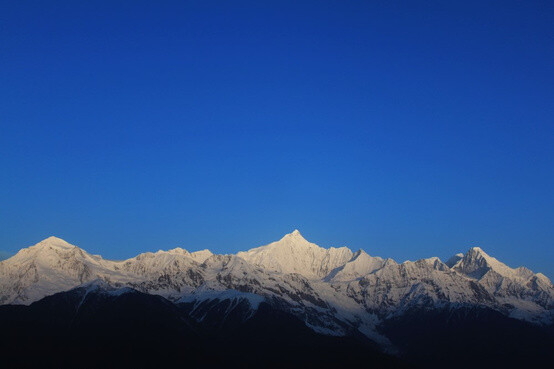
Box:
[283,229,304,239]
[37,236,73,248]
[275,229,312,246]
[237,229,353,278]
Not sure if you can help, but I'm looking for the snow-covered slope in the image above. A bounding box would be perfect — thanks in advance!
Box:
[452,247,532,280]
[1,231,553,345]
[0,237,125,304]
[326,250,386,282]
[237,230,353,278]
[0,237,208,304]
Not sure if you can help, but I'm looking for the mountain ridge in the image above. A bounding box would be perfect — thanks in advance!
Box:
[1,230,552,350]
[12,233,548,280]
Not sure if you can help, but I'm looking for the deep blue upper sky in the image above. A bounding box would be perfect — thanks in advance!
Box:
[1,1,553,276]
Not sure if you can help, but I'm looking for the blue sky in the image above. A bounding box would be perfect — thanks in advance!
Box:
[1,1,553,276]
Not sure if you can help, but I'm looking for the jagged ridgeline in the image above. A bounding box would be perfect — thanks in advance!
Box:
[0,231,553,368]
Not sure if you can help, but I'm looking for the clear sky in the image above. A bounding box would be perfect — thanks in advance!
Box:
[1,1,553,276]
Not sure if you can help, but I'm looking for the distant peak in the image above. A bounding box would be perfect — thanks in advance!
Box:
[459,247,493,265]
[37,236,72,248]
[454,246,526,281]
[445,252,464,268]
[44,236,67,242]
[167,247,189,254]
[470,246,483,252]
[281,229,306,240]
[467,246,491,258]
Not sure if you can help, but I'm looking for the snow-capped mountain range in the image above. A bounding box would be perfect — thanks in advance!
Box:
[1,230,552,348]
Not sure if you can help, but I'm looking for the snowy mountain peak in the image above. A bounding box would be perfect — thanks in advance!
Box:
[281,229,306,242]
[468,246,487,255]
[167,247,188,254]
[451,247,497,279]
[35,236,74,249]
[269,230,317,250]
[453,246,533,281]
[236,231,353,278]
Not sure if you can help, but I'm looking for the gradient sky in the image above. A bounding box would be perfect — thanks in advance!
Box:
[1,1,553,276]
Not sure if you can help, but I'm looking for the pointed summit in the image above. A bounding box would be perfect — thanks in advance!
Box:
[453,246,527,280]
[451,246,494,279]
[282,229,304,239]
[468,246,488,256]
[277,229,310,246]
[237,230,353,278]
